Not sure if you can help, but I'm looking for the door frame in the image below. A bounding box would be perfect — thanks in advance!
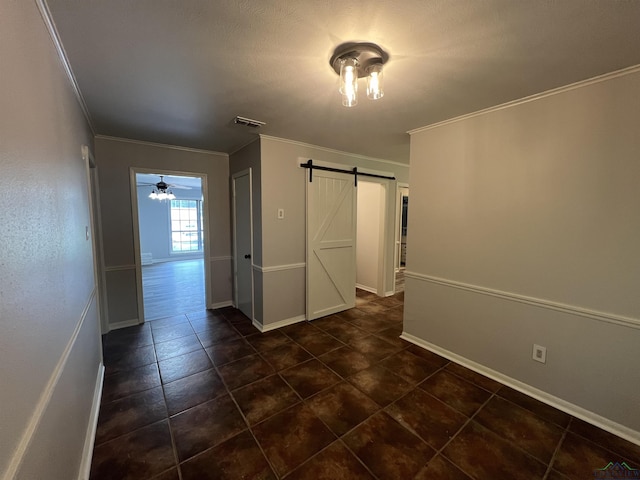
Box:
[395,183,409,272]
[303,159,398,319]
[82,145,109,334]
[232,168,254,321]
[357,178,389,296]
[129,167,212,323]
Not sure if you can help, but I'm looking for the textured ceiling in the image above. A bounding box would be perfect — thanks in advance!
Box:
[46,0,640,164]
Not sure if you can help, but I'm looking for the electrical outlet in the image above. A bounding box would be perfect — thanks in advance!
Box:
[277,208,285,219]
[532,344,547,364]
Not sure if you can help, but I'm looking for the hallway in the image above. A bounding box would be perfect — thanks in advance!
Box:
[92,291,639,479]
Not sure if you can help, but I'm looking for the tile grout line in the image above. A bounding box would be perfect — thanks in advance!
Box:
[567,422,640,468]
[155,318,221,477]
[277,305,416,479]
[436,387,566,480]
[154,325,186,480]
[230,306,391,478]
[435,391,498,479]
[274,335,385,480]
[184,349,280,477]
[206,317,281,479]
[103,295,640,480]
[96,300,403,478]
[542,417,572,480]
[99,303,395,430]
[273,301,430,478]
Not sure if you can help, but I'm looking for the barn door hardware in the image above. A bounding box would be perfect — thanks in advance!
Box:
[300,159,395,185]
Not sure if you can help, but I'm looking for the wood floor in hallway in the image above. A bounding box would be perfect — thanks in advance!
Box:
[142,258,205,320]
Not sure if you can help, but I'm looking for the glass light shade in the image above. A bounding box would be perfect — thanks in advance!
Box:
[149,190,158,199]
[340,57,358,107]
[366,63,384,100]
[167,191,176,200]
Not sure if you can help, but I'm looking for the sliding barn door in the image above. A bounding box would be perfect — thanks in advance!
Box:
[306,170,356,320]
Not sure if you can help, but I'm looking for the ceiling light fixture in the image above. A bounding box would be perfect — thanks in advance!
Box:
[330,42,389,107]
[148,176,176,201]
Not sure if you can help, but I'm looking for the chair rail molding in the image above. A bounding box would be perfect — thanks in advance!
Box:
[405,271,639,330]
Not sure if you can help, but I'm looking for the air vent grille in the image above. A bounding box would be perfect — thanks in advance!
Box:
[234,116,266,128]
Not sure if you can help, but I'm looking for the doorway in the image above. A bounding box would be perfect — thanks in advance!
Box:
[356,180,387,296]
[395,185,409,292]
[305,161,395,320]
[130,169,211,322]
[232,169,254,320]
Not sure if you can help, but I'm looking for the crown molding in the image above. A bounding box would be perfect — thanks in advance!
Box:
[36,0,95,136]
[259,134,410,169]
[408,64,640,135]
[95,135,229,157]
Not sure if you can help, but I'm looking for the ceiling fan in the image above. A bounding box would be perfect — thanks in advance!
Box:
[137,175,191,200]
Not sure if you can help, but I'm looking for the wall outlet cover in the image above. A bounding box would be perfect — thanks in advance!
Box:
[532,344,547,364]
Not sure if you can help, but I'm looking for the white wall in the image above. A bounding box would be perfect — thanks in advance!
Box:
[0,2,101,478]
[258,136,410,327]
[95,137,232,327]
[137,182,204,262]
[357,182,385,293]
[405,68,640,439]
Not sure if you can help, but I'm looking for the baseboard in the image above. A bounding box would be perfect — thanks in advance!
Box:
[384,290,395,297]
[209,301,233,310]
[145,255,204,264]
[400,332,640,446]
[260,315,306,332]
[356,283,378,295]
[251,319,264,333]
[78,363,104,480]
[107,318,140,331]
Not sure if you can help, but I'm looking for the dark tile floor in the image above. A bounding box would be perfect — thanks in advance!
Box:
[91,290,640,480]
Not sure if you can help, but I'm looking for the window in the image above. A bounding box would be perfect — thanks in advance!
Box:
[170,199,203,253]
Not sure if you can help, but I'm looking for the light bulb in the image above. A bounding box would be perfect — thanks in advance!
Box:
[366,63,384,100]
[340,57,358,107]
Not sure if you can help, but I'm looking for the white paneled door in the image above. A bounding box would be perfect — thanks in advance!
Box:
[306,170,356,320]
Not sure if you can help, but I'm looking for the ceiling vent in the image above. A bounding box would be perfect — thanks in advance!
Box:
[234,116,266,128]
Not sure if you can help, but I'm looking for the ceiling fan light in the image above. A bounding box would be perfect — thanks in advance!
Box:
[366,63,384,100]
[145,175,193,201]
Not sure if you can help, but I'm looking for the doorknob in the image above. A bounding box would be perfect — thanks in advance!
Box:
[244,254,251,259]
